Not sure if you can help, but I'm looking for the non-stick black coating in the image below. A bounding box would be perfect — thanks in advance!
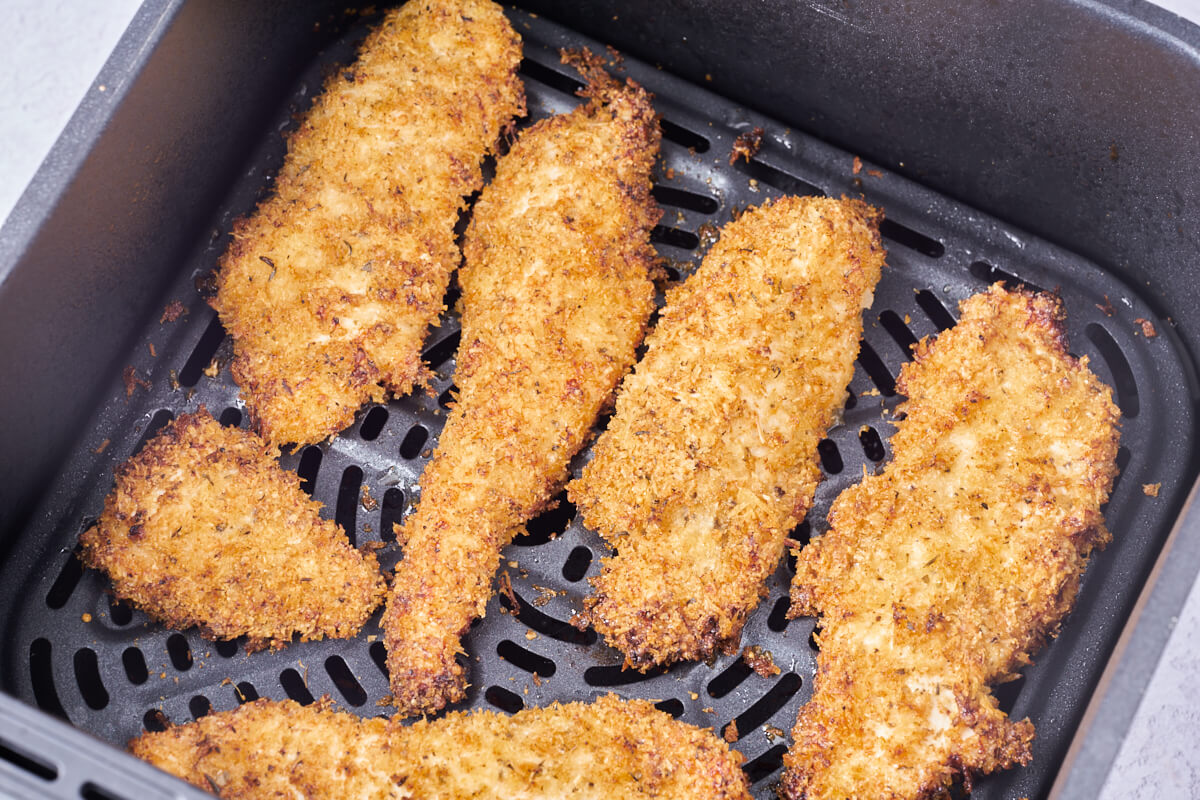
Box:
[0,5,1196,800]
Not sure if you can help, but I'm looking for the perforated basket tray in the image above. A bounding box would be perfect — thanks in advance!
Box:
[0,7,1195,800]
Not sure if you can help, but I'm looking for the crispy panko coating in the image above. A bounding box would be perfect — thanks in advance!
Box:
[568,196,885,669]
[782,285,1121,799]
[131,695,751,799]
[381,61,661,716]
[79,410,384,650]
[213,0,524,447]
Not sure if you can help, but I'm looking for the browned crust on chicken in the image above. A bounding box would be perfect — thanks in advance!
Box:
[131,695,751,799]
[781,285,1121,799]
[381,65,661,717]
[568,196,885,669]
[78,410,384,649]
[213,0,524,447]
[130,697,406,798]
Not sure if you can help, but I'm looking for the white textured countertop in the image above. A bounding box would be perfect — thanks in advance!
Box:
[2,2,1199,798]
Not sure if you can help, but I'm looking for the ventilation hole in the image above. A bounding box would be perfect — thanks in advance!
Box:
[0,738,57,781]
[707,659,754,699]
[1110,446,1133,496]
[484,685,525,713]
[189,695,212,720]
[994,674,1026,715]
[109,598,133,626]
[121,647,148,685]
[80,782,127,800]
[584,663,669,687]
[743,743,788,784]
[73,648,109,710]
[380,487,405,543]
[651,184,719,213]
[515,492,575,546]
[1086,323,1140,418]
[879,309,919,359]
[562,546,593,582]
[816,439,843,475]
[654,698,685,718]
[218,407,243,427]
[132,408,175,457]
[235,681,259,704]
[178,313,227,387]
[443,273,465,309]
[438,385,457,410]
[455,194,478,243]
[879,219,944,258]
[399,425,429,459]
[280,668,315,705]
[651,225,700,250]
[915,289,957,331]
[767,596,792,632]
[142,709,170,733]
[519,57,585,95]
[500,589,597,645]
[422,330,461,371]
[646,306,663,334]
[369,640,389,679]
[785,520,812,573]
[375,493,409,548]
[46,547,84,609]
[725,672,804,738]
[967,260,1046,294]
[857,340,896,396]
[166,634,193,672]
[359,406,388,441]
[213,638,239,658]
[29,639,66,719]
[663,264,682,282]
[496,640,557,677]
[296,445,322,496]
[732,157,823,197]
[845,389,858,410]
[335,466,364,546]
[660,118,711,153]
[809,627,821,653]
[859,427,886,462]
[325,655,368,707]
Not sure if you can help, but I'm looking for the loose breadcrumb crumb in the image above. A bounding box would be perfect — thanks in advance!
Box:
[729,126,764,164]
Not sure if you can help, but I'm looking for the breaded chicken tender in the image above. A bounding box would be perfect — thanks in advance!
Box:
[131,694,751,799]
[213,0,524,446]
[381,61,661,717]
[782,285,1121,799]
[568,196,885,669]
[79,410,384,650]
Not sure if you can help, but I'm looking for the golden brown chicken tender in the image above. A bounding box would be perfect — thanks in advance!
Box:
[568,196,886,669]
[213,0,524,447]
[782,285,1121,799]
[79,409,385,650]
[381,62,661,717]
[130,695,752,800]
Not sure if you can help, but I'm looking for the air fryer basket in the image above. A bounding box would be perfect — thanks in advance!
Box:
[0,5,1197,800]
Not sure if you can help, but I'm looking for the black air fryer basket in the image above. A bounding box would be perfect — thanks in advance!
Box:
[2,2,1199,798]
